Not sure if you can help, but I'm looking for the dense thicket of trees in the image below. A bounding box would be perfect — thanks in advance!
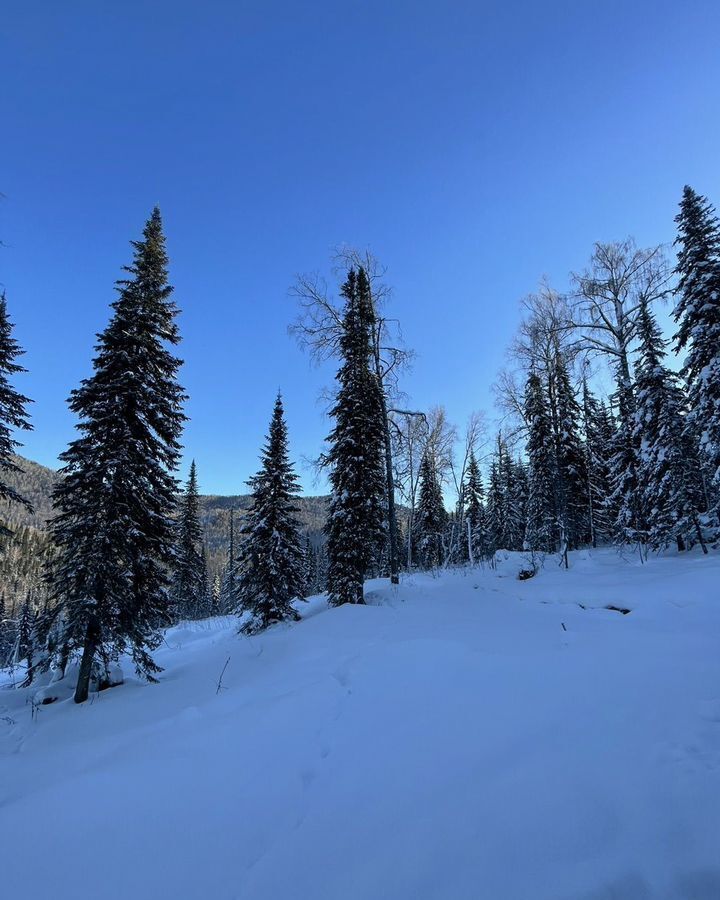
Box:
[2,184,720,698]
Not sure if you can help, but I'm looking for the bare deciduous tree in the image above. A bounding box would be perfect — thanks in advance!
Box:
[571,240,672,417]
[389,409,428,568]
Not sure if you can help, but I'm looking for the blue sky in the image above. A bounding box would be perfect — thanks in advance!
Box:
[2,0,720,494]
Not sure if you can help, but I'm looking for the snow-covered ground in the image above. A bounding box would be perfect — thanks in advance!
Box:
[2,549,720,900]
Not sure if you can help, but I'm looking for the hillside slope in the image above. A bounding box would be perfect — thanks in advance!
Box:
[0,455,329,572]
[2,549,720,899]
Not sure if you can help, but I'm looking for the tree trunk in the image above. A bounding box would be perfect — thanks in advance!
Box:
[383,413,400,585]
[586,462,597,549]
[74,614,100,704]
[406,508,414,570]
[372,336,399,585]
[692,513,708,555]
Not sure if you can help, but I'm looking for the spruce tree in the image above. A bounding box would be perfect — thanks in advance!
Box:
[233,393,306,632]
[634,299,708,552]
[581,380,614,547]
[44,208,186,703]
[13,594,35,670]
[415,451,448,568]
[607,370,643,551]
[485,437,507,557]
[171,460,206,620]
[0,594,10,666]
[0,294,33,537]
[524,369,557,553]
[210,574,221,616]
[464,451,485,563]
[325,268,387,606]
[552,350,588,557]
[501,446,527,551]
[673,185,720,504]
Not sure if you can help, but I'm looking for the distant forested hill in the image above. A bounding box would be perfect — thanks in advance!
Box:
[0,456,58,530]
[199,492,328,575]
[0,456,329,614]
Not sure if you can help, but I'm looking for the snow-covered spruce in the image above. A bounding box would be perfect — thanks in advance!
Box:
[606,373,644,550]
[463,450,488,564]
[415,450,447,568]
[633,298,708,552]
[38,208,186,704]
[232,392,307,633]
[551,346,588,558]
[581,379,614,547]
[673,185,720,507]
[524,368,557,554]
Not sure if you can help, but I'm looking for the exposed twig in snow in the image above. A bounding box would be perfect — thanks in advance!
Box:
[216,656,231,694]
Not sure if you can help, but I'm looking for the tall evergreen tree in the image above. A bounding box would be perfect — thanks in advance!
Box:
[607,359,643,550]
[501,446,527,551]
[0,594,11,666]
[43,209,186,703]
[233,393,306,632]
[415,451,448,568]
[524,369,557,553]
[325,268,387,606]
[12,593,36,670]
[171,460,206,620]
[552,349,588,557]
[634,299,708,552]
[485,437,508,556]
[673,185,720,505]
[463,451,486,563]
[0,294,33,537]
[581,380,614,547]
[210,574,222,616]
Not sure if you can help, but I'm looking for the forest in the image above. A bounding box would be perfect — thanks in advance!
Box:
[1,185,719,705]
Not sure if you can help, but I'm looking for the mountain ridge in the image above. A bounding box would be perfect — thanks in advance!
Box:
[0,456,329,590]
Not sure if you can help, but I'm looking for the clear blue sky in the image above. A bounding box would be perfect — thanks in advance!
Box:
[2,0,719,495]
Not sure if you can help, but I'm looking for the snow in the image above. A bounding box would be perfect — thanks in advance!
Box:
[2,549,720,900]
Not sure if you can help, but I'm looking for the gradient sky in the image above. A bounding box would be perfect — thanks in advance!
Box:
[2,0,720,494]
